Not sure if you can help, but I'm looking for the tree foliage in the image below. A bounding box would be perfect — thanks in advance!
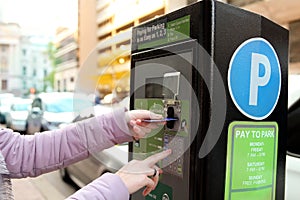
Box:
[44,42,58,90]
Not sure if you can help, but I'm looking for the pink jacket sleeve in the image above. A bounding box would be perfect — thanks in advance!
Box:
[0,108,132,199]
[67,173,130,200]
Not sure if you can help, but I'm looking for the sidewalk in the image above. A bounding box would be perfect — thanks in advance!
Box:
[12,178,46,200]
[11,171,76,200]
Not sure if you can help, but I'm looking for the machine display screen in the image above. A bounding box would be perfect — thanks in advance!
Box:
[133,51,193,101]
[145,72,180,100]
[145,77,163,98]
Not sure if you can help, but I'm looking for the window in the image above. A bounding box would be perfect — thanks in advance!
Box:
[98,32,112,42]
[289,20,300,63]
[227,0,262,6]
[139,8,165,24]
[63,79,67,92]
[0,58,8,73]
[116,40,131,48]
[1,44,8,53]
[59,35,76,49]
[98,17,113,29]
[97,2,110,13]
[23,66,27,75]
[98,46,112,54]
[116,22,134,33]
[1,80,7,90]
[187,0,197,5]
[57,80,61,92]
[33,69,37,76]
[23,80,27,90]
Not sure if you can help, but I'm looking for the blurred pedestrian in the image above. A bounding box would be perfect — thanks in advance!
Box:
[0,108,171,199]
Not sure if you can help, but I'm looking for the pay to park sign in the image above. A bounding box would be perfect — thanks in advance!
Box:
[225,121,278,200]
[226,37,281,199]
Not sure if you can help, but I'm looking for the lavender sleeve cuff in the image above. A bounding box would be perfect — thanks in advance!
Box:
[67,173,129,200]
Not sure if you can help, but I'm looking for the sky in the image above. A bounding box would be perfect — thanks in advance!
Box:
[0,0,78,38]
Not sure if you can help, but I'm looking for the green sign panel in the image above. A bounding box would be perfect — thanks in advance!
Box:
[167,15,190,43]
[137,15,190,50]
[225,121,278,200]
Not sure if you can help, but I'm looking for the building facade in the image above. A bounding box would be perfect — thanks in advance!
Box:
[79,0,170,98]
[236,0,300,74]
[20,36,52,94]
[54,27,79,92]
[0,23,51,96]
[0,23,21,94]
[78,0,300,100]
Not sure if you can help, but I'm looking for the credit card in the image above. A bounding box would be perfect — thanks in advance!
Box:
[141,118,178,123]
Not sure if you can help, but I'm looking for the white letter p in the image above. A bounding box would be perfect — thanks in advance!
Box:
[249,53,271,106]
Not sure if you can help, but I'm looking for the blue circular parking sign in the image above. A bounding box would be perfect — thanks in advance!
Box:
[228,38,281,120]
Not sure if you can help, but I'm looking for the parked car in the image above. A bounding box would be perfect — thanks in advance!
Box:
[285,75,300,200]
[6,98,32,132]
[60,137,128,188]
[26,92,93,134]
[285,96,300,200]
[59,97,130,187]
[0,93,15,124]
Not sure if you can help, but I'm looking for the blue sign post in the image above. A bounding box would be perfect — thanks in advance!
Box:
[228,37,281,120]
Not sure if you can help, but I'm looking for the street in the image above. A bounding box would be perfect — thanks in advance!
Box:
[12,170,77,200]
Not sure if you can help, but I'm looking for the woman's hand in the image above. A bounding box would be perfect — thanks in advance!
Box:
[116,149,171,196]
[125,110,163,140]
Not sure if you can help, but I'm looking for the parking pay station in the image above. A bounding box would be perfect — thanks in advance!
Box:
[129,0,288,199]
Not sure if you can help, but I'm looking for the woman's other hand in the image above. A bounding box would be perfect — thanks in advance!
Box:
[116,149,171,196]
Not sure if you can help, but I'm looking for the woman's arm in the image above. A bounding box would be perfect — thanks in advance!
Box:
[0,108,132,178]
